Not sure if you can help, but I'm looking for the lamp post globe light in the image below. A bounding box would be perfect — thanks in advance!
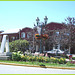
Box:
[44,16,48,25]
[36,17,40,26]
[35,16,48,53]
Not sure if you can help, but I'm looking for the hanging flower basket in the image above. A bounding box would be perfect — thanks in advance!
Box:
[35,34,41,40]
[35,34,48,40]
[43,34,48,40]
[35,34,40,37]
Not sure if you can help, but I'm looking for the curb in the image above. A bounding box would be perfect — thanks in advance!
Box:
[0,62,75,70]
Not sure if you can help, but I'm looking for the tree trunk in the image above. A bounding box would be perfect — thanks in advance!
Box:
[69,46,71,54]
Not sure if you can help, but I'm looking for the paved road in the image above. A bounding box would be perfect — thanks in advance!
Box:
[0,64,75,74]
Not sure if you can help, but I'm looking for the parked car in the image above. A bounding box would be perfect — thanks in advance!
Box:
[47,49,64,55]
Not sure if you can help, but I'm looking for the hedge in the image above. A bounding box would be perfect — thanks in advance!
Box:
[9,40,29,53]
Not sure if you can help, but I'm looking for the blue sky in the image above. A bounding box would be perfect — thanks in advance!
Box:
[0,1,75,31]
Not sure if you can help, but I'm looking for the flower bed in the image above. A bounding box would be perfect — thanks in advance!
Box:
[12,51,66,64]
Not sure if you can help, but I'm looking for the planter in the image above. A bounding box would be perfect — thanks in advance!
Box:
[35,34,48,40]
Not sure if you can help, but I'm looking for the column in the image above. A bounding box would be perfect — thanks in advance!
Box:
[36,45,38,52]
[53,45,55,50]
[58,44,60,49]
[5,36,10,52]
[0,35,7,53]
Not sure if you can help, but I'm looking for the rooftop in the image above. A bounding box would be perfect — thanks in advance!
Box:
[1,28,21,34]
[46,22,66,30]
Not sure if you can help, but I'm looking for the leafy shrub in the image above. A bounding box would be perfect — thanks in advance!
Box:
[32,56,36,61]
[70,61,75,64]
[50,57,58,63]
[58,58,66,64]
[44,57,50,63]
[27,56,33,61]
[72,57,75,60]
[61,54,69,58]
[12,51,22,61]
[21,54,27,61]
[37,56,44,62]
[66,61,75,65]
[9,40,29,53]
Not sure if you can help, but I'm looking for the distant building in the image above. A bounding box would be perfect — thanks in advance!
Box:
[45,22,67,50]
[33,22,67,53]
[0,22,75,54]
[0,30,4,42]
[0,30,4,33]
[0,27,33,42]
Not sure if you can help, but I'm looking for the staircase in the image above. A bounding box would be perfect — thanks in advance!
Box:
[0,52,12,60]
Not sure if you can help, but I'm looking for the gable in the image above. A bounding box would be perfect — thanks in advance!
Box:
[46,22,66,30]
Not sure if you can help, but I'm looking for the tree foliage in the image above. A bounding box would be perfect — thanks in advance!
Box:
[9,40,29,53]
[63,17,75,53]
[65,17,75,25]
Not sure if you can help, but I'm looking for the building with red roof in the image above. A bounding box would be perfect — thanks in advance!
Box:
[46,22,66,30]
[0,22,75,54]
[0,27,33,42]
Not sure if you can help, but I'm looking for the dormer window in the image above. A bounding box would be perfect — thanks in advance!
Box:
[21,32,25,38]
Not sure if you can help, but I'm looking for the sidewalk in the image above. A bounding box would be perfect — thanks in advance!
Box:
[0,62,75,70]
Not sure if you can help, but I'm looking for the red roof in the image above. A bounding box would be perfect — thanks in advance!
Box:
[46,22,66,30]
[21,27,33,32]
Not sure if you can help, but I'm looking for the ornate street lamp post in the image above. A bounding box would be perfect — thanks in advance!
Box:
[36,17,40,26]
[44,16,48,25]
[36,16,48,53]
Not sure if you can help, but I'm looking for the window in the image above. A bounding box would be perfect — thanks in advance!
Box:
[12,37,15,41]
[27,34,30,39]
[27,32,31,39]
[16,37,18,39]
[21,32,25,38]
[64,33,69,36]
[56,32,59,35]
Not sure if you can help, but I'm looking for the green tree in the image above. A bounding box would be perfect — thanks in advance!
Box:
[9,40,29,53]
[63,17,75,54]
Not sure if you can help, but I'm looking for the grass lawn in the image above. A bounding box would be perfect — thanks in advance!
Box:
[0,60,75,68]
